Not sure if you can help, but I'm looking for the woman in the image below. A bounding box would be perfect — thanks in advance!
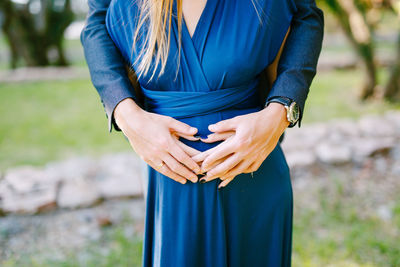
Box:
[81,0,324,266]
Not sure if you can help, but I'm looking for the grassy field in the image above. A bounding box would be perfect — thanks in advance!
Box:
[292,178,400,267]
[303,68,400,123]
[0,78,129,171]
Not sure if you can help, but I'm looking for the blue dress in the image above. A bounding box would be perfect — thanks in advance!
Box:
[106,0,296,266]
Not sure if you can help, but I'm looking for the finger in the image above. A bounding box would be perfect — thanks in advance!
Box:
[200,131,235,143]
[162,153,199,183]
[202,154,231,173]
[208,117,238,133]
[169,118,198,136]
[201,139,237,172]
[191,146,217,163]
[203,153,241,180]
[168,139,202,175]
[198,154,233,182]
[173,132,201,141]
[174,138,202,157]
[218,175,236,189]
[192,135,235,163]
[148,159,187,185]
[220,159,252,180]
[243,159,262,173]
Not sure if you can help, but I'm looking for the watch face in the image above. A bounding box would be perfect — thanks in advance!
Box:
[288,102,300,123]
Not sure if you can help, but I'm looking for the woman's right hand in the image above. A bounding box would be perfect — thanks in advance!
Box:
[114,98,202,184]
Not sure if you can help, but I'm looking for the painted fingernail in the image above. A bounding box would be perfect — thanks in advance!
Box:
[200,135,209,141]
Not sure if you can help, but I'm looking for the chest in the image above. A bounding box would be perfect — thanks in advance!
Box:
[109,0,295,91]
[163,0,294,90]
[181,0,207,38]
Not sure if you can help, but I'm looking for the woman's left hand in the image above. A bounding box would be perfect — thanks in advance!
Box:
[192,102,290,188]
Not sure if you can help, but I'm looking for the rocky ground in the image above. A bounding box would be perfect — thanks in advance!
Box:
[0,111,399,264]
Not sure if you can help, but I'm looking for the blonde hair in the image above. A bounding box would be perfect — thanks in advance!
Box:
[132,0,263,82]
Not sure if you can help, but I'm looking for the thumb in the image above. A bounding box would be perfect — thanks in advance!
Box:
[208,118,237,132]
[169,119,198,135]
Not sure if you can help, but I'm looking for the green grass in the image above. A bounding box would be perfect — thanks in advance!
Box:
[303,68,400,123]
[0,78,130,172]
[65,39,87,68]
[292,176,400,267]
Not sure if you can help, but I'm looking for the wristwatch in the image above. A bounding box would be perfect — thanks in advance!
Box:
[264,96,300,127]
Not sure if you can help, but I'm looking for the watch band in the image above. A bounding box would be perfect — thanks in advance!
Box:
[265,96,292,108]
[264,96,299,127]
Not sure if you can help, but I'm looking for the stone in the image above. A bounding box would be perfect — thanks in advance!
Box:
[327,131,345,143]
[330,118,360,137]
[96,153,144,199]
[4,166,58,194]
[351,137,395,161]
[45,156,98,182]
[390,163,400,176]
[283,123,329,152]
[285,150,317,168]
[57,177,100,209]
[384,110,400,131]
[0,182,57,214]
[358,115,396,137]
[315,142,352,164]
[0,166,58,214]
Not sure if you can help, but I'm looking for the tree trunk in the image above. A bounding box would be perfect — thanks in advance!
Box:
[0,0,18,68]
[0,0,74,68]
[383,32,400,100]
[325,0,378,100]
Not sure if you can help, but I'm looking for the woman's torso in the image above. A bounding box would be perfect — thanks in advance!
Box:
[106,0,296,151]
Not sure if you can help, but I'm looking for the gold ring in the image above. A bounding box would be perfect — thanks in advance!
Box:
[157,161,165,169]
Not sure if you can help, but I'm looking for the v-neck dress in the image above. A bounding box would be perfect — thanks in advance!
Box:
[106,0,297,266]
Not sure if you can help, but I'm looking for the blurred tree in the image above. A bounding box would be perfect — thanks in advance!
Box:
[321,0,400,101]
[0,0,74,68]
[384,1,400,100]
[323,0,378,100]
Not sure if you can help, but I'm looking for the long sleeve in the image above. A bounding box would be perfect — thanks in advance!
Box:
[265,0,324,128]
[80,0,138,133]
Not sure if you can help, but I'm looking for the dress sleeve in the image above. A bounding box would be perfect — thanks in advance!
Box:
[265,0,324,128]
[80,0,138,133]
